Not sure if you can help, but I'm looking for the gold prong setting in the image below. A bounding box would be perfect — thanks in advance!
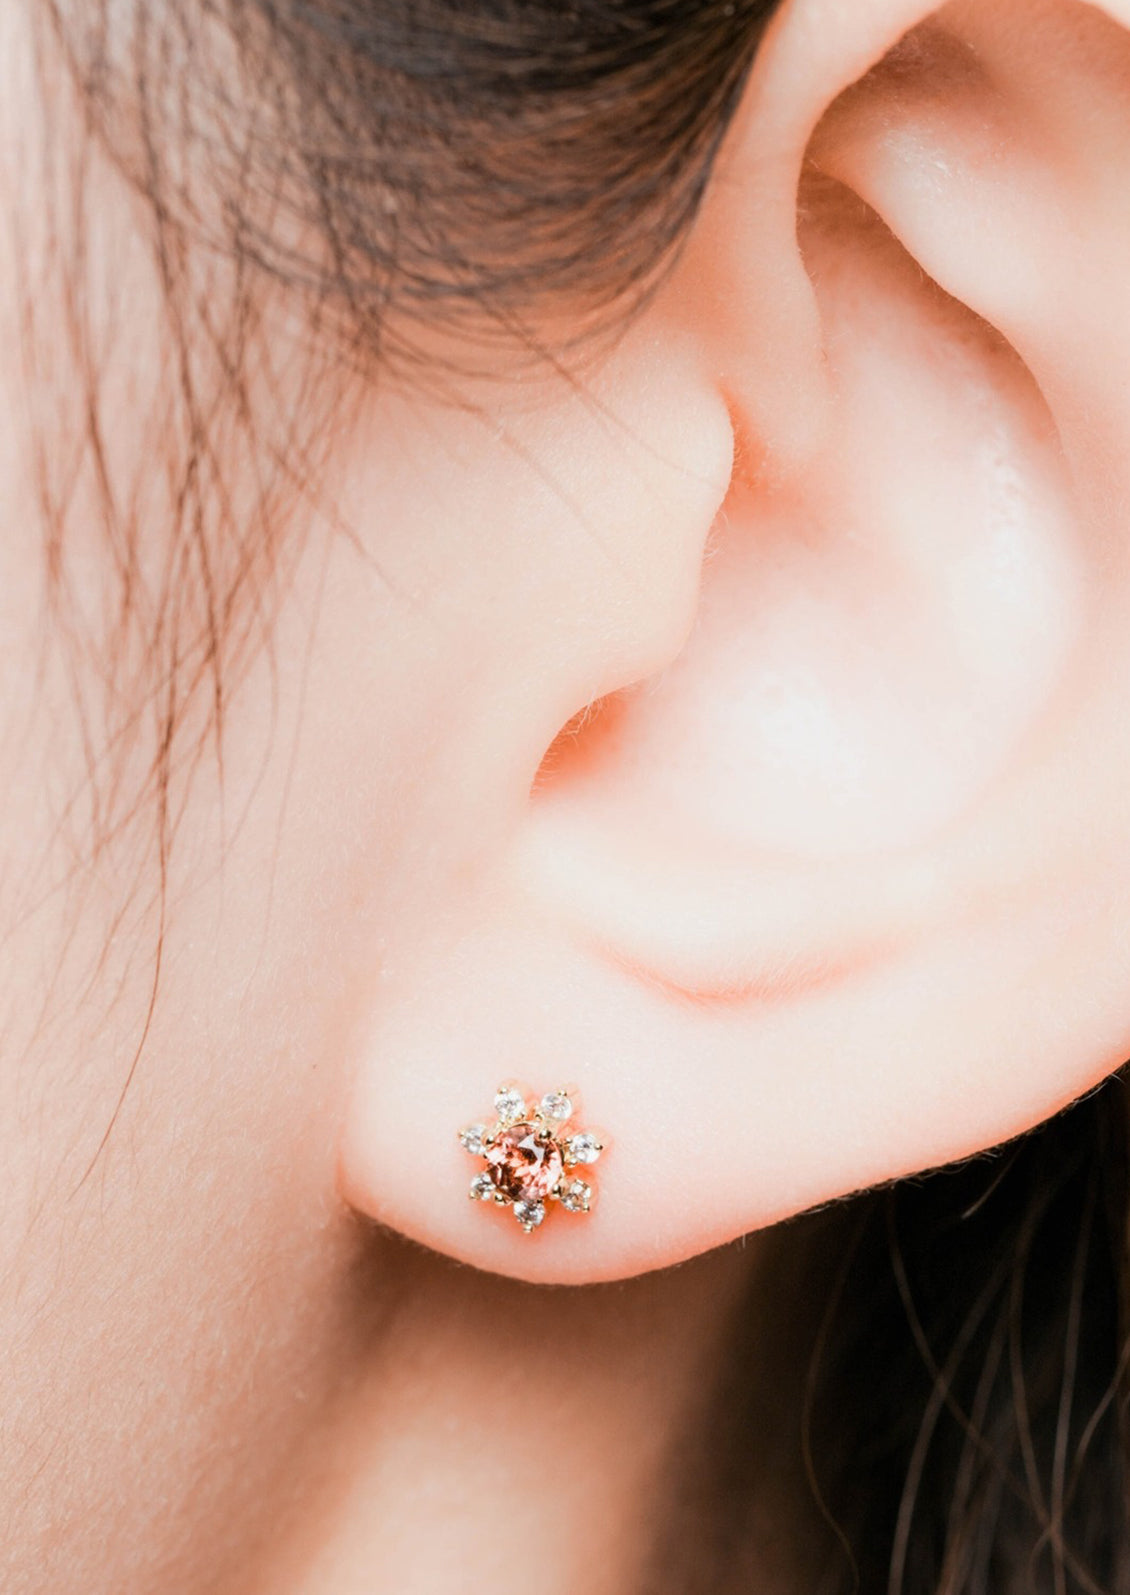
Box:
[459,1082,605,1234]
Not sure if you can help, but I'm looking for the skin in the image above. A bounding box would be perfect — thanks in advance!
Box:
[5,0,1130,1587]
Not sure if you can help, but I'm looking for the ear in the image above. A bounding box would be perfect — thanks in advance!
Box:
[339,0,1130,1282]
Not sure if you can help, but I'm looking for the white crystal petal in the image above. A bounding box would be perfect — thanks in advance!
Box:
[494,1085,526,1123]
[539,1091,573,1123]
[513,1199,546,1231]
[560,1178,592,1213]
[566,1132,602,1166]
[459,1123,488,1155]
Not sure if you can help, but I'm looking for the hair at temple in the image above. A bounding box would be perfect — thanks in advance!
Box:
[51,0,777,359]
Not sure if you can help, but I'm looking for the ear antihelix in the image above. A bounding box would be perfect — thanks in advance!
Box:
[523,18,1086,1007]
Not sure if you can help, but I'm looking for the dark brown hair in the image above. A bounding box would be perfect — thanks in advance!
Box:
[650,1077,1130,1593]
[38,1,1130,1588]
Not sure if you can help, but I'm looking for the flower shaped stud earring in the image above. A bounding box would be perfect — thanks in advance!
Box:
[459,1083,606,1234]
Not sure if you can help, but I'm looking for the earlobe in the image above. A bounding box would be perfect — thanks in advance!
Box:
[340,0,1130,1286]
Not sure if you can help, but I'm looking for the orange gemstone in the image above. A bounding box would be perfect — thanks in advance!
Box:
[485,1123,563,1203]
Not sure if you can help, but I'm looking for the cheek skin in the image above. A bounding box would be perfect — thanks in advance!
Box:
[0,34,446,1576]
[0,529,391,1590]
[0,282,724,1582]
